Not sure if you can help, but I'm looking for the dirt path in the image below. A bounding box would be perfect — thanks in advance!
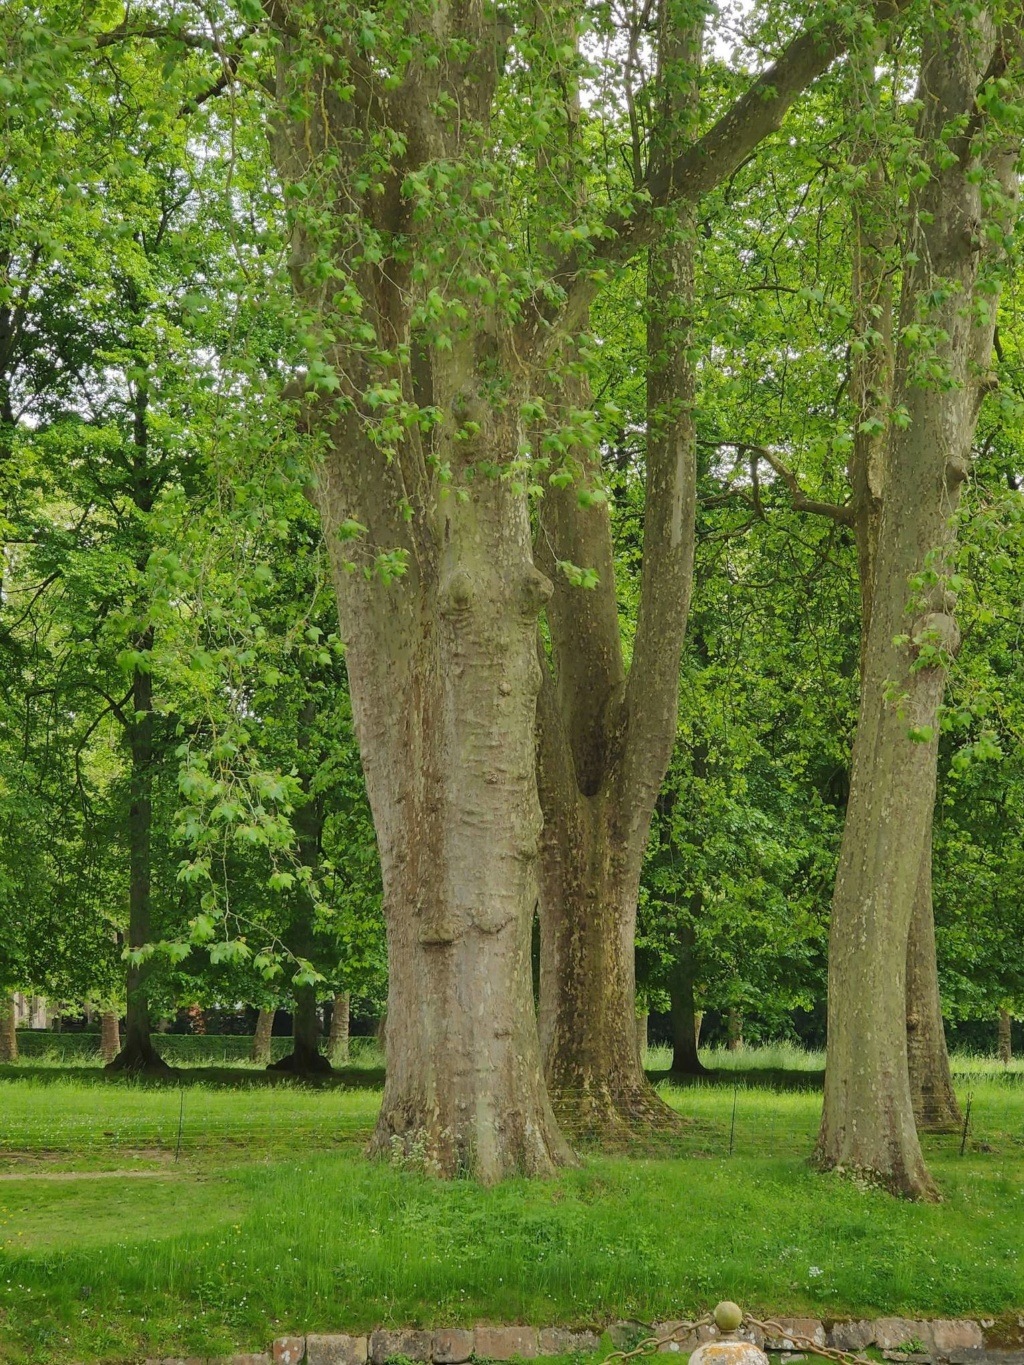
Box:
[0,1169,174,1180]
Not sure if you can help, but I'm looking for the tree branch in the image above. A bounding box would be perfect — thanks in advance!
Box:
[702,440,854,524]
[520,0,914,356]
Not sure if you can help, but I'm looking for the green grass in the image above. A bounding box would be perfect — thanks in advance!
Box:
[0,1058,1022,1365]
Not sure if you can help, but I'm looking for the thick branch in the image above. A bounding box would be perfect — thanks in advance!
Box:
[522,0,914,355]
[620,3,702,820]
[758,446,855,524]
[702,441,854,525]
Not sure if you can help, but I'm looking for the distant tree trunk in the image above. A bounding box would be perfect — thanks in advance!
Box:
[694,1012,703,1050]
[727,1009,743,1052]
[100,1011,120,1065]
[268,701,332,1077]
[669,922,707,1076]
[270,984,329,1074]
[998,1009,1012,1064]
[250,1007,275,1065]
[906,828,962,1130]
[816,17,1017,1200]
[106,652,171,1076]
[635,1012,648,1069]
[328,992,350,1066]
[0,995,17,1063]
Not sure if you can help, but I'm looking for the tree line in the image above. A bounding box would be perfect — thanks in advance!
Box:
[1,0,1023,1200]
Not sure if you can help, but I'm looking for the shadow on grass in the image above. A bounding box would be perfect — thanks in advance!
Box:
[1,1062,826,1091]
[0,1063,387,1090]
[651,1066,826,1091]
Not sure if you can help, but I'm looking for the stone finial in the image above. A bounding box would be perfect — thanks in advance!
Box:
[715,1305,744,1335]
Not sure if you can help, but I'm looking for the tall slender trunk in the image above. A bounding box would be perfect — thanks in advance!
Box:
[250,1007,275,1065]
[107,654,170,1075]
[100,1010,120,1064]
[816,17,1017,1199]
[906,822,962,1129]
[998,1008,1012,1064]
[839,39,962,1136]
[329,991,350,1066]
[727,1009,743,1052]
[0,994,17,1063]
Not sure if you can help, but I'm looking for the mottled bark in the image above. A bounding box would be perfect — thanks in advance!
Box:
[100,1011,120,1064]
[328,992,350,1065]
[727,1009,743,1052]
[817,18,1018,1199]
[906,822,962,1130]
[265,0,577,1181]
[998,1008,1012,1064]
[0,995,17,1063]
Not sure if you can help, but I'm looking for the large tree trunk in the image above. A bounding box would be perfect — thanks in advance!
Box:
[268,16,573,1180]
[107,658,171,1076]
[998,1008,1012,1064]
[535,5,702,1144]
[250,1007,275,1065]
[0,994,17,1063]
[906,826,962,1130]
[329,992,350,1066]
[846,41,960,1142]
[311,385,573,1177]
[536,778,681,1141]
[816,17,1016,1199]
[100,1010,120,1065]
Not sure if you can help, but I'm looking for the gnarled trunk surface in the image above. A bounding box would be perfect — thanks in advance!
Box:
[537,784,679,1141]
[348,465,571,1178]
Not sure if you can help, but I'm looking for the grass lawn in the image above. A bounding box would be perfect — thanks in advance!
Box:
[0,1054,1021,1365]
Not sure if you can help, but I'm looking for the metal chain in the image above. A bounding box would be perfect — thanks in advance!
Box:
[746,1317,874,1365]
[595,1314,716,1365]
[594,1310,874,1365]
